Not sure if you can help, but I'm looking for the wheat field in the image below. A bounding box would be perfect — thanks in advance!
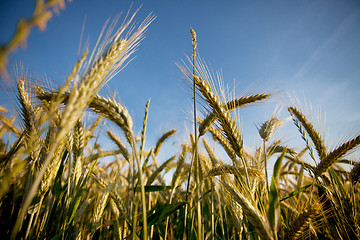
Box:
[1,3,360,240]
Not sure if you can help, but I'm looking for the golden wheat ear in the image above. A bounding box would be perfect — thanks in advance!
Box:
[314,135,360,178]
[288,107,327,161]
[205,165,264,179]
[193,76,244,158]
[107,130,130,162]
[17,79,41,162]
[153,129,177,157]
[199,93,271,136]
[203,121,237,163]
[221,180,274,240]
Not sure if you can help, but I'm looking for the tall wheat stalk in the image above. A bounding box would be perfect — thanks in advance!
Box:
[190,28,203,240]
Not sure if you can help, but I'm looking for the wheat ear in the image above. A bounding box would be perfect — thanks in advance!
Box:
[285,209,317,240]
[107,131,130,161]
[194,74,251,184]
[37,91,134,144]
[0,0,70,76]
[89,95,133,142]
[0,114,21,137]
[314,135,360,177]
[205,165,264,178]
[288,107,327,160]
[17,79,41,164]
[146,155,176,185]
[72,120,85,159]
[139,99,150,159]
[153,129,177,157]
[199,119,237,163]
[194,76,244,159]
[72,120,85,186]
[202,139,218,166]
[222,181,274,240]
[92,190,110,232]
[40,133,70,193]
[199,93,271,136]
[258,117,286,142]
[171,144,188,190]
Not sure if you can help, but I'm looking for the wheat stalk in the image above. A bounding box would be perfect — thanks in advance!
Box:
[165,144,188,239]
[0,132,24,171]
[139,99,150,160]
[189,27,203,240]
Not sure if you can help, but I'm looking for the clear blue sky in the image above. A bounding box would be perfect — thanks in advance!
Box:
[1,0,359,160]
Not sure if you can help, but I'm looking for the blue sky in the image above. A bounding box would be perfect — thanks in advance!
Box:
[1,0,360,160]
